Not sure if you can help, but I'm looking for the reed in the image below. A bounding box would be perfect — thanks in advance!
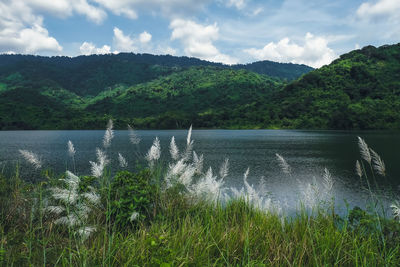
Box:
[1,122,400,266]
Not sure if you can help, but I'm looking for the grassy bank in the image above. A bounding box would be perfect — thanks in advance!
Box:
[1,121,400,266]
[2,174,400,266]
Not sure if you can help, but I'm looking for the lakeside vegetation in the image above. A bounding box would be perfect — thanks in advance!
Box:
[1,43,399,130]
[1,122,400,266]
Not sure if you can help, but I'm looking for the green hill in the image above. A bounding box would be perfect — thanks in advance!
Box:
[0,43,399,130]
[85,66,283,129]
[0,65,284,129]
[271,43,400,129]
[0,53,312,96]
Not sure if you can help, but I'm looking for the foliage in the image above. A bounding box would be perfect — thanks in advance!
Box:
[0,43,400,130]
[109,170,156,228]
[273,43,400,129]
[2,174,400,266]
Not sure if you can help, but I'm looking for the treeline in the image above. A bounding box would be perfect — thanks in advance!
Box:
[0,43,399,130]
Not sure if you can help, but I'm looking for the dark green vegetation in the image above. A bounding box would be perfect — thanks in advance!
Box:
[1,43,400,130]
[275,44,400,129]
[2,168,400,266]
[0,53,309,130]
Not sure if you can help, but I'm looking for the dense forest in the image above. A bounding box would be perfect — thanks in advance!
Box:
[0,43,399,130]
[273,44,400,129]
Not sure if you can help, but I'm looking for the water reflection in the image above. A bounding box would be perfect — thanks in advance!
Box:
[0,129,399,213]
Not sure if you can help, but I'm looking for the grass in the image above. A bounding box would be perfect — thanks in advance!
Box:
[2,177,400,266]
[1,122,400,266]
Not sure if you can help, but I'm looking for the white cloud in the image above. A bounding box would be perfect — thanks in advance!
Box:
[113,27,136,52]
[355,0,400,40]
[139,31,152,44]
[0,1,62,54]
[227,0,246,10]
[112,28,155,53]
[161,46,177,55]
[244,33,336,68]
[357,0,400,21]
[79,42,111,55]
[13,0,107,24]
[170,19,237,64]
[92,0,210,19]
[252,7,263,16]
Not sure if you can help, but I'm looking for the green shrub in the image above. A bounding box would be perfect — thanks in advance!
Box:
[109,170,156,228]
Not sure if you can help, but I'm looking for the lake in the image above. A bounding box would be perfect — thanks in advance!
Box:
[0,129,399,213]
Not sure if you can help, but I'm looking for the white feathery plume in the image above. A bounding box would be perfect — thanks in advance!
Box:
[76,203,91,221]
[118,153,128,168]
[146,137,161,164]
[78,226,96,241]
[19,150,42,169]
[391,202,400,220]
[82,191,101,205]
[103,119,114,148]
[66,171,79,187]
[357,136,371,164]
[90,148,109,178]
[187,125,192,146]
[51,187,78,205]
[356,160,362,178]
[193,151,204,174]
[323,168,333,192]
[276,153,291,175]
[130,211,139,222]
[181,125,194,161]
[45,205,65,215]
[167,159,186,178]
[46,170,99,241]
[178,165,196,188]
[63,171,80,200]
[182,140,194,162]
[55,214,79,227]
[127,124,141,145]
[170,136,179,160]
[191,167,224,203]
[301,183,317,210]
[370,149,386,176]
[228,168,274,212]
[96,148,109,166]
[90,161,103,178]
[67,140,75,157]
[244,167,250,181]
[259,176,268,194]
[219,158,229,179]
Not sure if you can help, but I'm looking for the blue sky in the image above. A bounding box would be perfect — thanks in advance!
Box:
[0,0,399,67]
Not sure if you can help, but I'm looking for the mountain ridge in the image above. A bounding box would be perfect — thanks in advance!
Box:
[0,43,399,130]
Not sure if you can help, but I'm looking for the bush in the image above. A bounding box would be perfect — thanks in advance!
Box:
[109,170,156,228]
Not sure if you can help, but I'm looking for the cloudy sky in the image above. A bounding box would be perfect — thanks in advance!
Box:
[0,0,399,68]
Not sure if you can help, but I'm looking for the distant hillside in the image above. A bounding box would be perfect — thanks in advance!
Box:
[0,66,284,129]
[0,53,312,96]
[85,66,283,129]
[271,43,400,129]
[0,44,399,130]
[233,60,313,81]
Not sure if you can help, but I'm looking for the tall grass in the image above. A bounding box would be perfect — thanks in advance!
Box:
[1,122,400,266]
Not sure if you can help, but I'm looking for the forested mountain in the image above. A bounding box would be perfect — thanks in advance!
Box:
[0,65,284,129]
[0,43,399,130]
[270,43,400,129]
[0,53,312,96]
[232,61,313,81]
[85,67,283,129]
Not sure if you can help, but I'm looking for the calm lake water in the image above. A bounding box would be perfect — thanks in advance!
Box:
[0,130,399,212]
